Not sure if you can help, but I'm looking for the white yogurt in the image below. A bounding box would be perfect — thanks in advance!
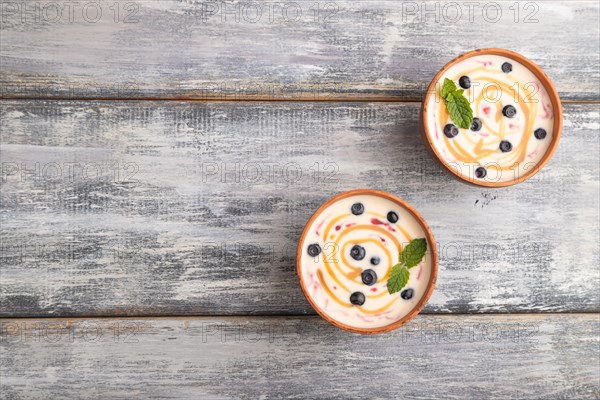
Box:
[298,193,433,330]
[424,54,555,183]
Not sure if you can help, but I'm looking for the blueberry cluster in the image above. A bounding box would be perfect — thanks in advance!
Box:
[443,62,548,180]
[348,242,378,305]
[307,202,415,306]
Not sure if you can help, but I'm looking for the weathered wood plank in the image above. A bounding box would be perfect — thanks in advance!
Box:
[1,0,599,101]
[1,314,598,399]
[1,101,598,316]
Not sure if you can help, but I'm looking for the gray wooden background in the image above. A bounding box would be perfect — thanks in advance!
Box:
[1,1,599,399]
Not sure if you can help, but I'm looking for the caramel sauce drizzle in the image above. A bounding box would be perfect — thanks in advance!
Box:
[437,66,544,176]
[317,211,414,315]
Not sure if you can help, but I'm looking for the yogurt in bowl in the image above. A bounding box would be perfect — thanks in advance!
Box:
[421,48,562,187]
[296,189,438,334]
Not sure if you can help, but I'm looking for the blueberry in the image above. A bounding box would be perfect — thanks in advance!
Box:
[370,256,380,266]
[499,140,513,152]
[351,202,364,215]
[444,124,459,138]
[387,211,399,223]
[534,128,547,140]
[350,292,365,306]
[361,269,378,286]
[307,244,321,257]
[459,76,471,89]
[501,62,513,73]
[475,167,487,179]
[470,118,482,132]
[350,245,366,261]
[502,105,517,118]
[400,288,414,300]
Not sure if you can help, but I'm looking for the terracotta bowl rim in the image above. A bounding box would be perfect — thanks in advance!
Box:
[420,47,563,188]
[296,188,438,334]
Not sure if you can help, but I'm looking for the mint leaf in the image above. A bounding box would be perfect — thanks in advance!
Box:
[446,90,474,129]
[387,264,410,294]
[441,78,457,99]
[440,77,474,129]
[385,238,428,294]
[399,238,427,269]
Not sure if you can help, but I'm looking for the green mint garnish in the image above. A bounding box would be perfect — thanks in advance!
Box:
[399,238,427,269]
[387,238,428,295]
[441,77,474,129]
[388,264,410,294]
[441,78,458,99]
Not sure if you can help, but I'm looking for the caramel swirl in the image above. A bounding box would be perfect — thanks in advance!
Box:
[427,54,555,183]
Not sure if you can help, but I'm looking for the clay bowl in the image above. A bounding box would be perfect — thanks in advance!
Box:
[421,48,563,187]
[296,189,438,334]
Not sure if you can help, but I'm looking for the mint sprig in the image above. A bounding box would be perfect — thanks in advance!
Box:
[441,78,474,129]
[387,238,427,295]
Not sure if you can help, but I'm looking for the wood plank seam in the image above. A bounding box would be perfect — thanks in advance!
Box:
[1,98,599,104]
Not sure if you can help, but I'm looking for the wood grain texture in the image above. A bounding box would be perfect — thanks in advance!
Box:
[1,314,599,399]
[1,100,598,317]
[1,0,599,101]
